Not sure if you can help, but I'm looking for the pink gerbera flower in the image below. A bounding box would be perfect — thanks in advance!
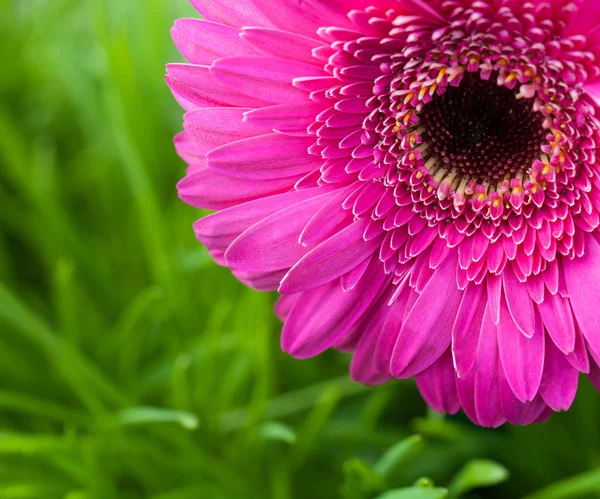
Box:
[167,0,600,426]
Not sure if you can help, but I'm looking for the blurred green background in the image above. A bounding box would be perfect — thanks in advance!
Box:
[2,1,600,498]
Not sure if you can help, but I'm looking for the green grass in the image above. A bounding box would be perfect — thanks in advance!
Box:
[2,1,600,498]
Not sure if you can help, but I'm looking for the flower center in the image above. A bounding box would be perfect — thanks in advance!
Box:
[418,74,546,184]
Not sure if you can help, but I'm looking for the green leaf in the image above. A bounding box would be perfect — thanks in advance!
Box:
[63,492,90,499]
[411,418,469,441]
[376,486,448,499]
[257,422,297,445]
[374,435,425,479]
[521,469,600,499]
[115,407,199,430]
[446,459,509,499]
[291,384,343,467]
[0,434,76,454]
[341,458,385,499]
[220,376,367,432]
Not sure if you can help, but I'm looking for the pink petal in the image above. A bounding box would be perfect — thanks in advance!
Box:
[243,103,325,133]
[184,108,270,155]
[563,234,600,360]
[497,301,545,402]
[174,131,205,164]
[207,134,321,180]
[400,0,447,24]
[584,80,600,107]
[350,299,395,385]
[452,283,486,377]
[341,256,371,292]
[566,326,591,373]
[274,295,298,321]
[537,292,576,354]
[280,218,383,294]
[457,371,480,426]
[193,187,327,252]
[233,269,287,291]
[211,56,322,104]
[487,274,502,325]
[282,259,386,358]
[415,349,460,414]
[587,358,600,393]
[539,335,579,412]
[240,27,325,64]
[248,0,360,37]
[177,168,296,210]
[172,19,255,65]
[300,184,358,246]
[374,284,412,375]
[498,366,548,426]
[564,0,600,39]
[225,190,337,272]
[474,306,505,427]
[189,0,275,28]
[503,266,536,337]
[391,251,462,378]
[166,64,268,110]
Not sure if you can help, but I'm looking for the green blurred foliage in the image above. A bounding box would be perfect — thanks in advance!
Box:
[1,0,600,498]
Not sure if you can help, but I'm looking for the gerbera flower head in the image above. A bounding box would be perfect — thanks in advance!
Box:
[168,0,600,427]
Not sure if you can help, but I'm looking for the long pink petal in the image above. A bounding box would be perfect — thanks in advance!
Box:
[184,108,270,155]
[248,0,361,37]
[539,335,579,412]
[498,365,548,426]
[564,234,600,360]
[225,190,337,272]
[174,132,205,164]
[274,295,298,321]
[486,274,502,325]
[240,27,325,64]
[456,371,480,426]
[391,251,461,377]
[497,301,544,402]
[172,19,255,65]
[166,64,268,109]
[300,184,358,246]
[587,358,600,393]
[207,134,321,180]
[452,282,486,377]
[233,269,287,291]
[189,0,275,28]
[211,56,323,103]
[177,168,296,210]
[374,283,412,375]
[243,103,325,133]
[566,326,591,373]
[537,292,576,354]
[474,306,505,427]
[280,218,383,294]
[503,266,536,337]
[282,260,386,358]
[415,349,460,415]
[193,187,328,252]
[350,298,395,385]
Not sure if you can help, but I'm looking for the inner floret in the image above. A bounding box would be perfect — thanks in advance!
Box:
[418,74,546,185]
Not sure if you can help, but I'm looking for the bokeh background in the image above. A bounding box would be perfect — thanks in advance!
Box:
[2,1,600,498]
